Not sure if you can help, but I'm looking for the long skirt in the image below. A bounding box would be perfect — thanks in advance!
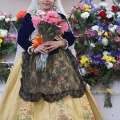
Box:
[0,53,103,120]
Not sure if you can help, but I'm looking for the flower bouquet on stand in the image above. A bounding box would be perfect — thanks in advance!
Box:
[31,10,68,71]
[0,11,17,60]
[68,0,120,108]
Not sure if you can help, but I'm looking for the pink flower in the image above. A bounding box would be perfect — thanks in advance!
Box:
[59,21,69,32]
[117,29,120,34]
[76,3,86,11]
[108,31,113,36]
[70,7,76,13]
[32,16,41,27]
[42,15,48,22]
[50,17,61,24]
[118,55,120,59]
[114,36,120,42]
[0,11,4,16]
[73,19,77,23]
[85,29,95,37]
[47,11,58,18]
[4,37,10,42]
[43,11,61,24]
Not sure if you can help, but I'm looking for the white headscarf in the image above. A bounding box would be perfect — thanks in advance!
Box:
[27,0,66,15]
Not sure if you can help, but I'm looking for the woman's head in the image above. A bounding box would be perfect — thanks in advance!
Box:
[39,0,56,12]
[28,0,66,15]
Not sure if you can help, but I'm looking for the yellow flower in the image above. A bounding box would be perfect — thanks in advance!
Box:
[104,32,108,37]
[98,30,108,37]
[98,31,103,36]
[0,38,3,43]
[0,38,3,47]
[80,55,92,67]
[84,4,91,9]
[0,34,3,38]
[102,56,116,63]
[84,4,91,12]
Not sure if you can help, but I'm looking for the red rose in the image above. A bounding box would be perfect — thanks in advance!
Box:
[98,11,106,19]
[87,67,93,73]
[112,6,118,13]
[93,68,100,75]
[106,22,110,25]
[69,18,74,22]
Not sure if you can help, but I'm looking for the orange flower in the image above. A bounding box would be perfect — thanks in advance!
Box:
[16,10,27,20]
[32,34,43,48]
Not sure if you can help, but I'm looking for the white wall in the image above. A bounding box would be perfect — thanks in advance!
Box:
[0,0,114,16]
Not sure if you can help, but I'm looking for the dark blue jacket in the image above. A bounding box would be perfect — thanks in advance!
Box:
[17,13,75,51]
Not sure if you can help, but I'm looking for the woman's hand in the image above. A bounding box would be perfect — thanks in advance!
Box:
[34,43,48,54]
[45,41,65,52]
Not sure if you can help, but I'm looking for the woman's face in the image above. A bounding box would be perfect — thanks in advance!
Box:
[39,0,56,12]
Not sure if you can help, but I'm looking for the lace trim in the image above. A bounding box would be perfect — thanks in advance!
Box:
[19,87,85,103]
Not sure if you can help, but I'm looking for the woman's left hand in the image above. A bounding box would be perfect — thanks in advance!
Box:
[45,41,63,52]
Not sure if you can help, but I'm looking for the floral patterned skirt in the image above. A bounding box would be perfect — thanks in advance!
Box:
[0,52,103,120]
[19,48,86,102]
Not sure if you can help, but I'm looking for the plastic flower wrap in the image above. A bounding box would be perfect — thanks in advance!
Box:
[0,11,17,59]
[68,0,120,108]
[31,10,68,71]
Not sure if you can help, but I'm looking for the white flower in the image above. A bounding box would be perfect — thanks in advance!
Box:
[106,62,113,69]
[103,51,110,56]
[106,11,115,19]
[108,24,117,33]
[5,18,10,22]
[36,10,46,16]
[10,17,17,21]
[91,25,99,31]
[0,15,5,20]
[0,29,8,37]
[90,42,95,47]
[80,68,87,76]
[102,38,108,46]
[98,2,108,7]
[116,12,120,18]
[81,12,90,19]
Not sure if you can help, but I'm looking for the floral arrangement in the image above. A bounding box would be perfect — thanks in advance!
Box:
[31,10,68,41]
[31,10,68,71]
[0,11,17,60]
[68,0,120,108]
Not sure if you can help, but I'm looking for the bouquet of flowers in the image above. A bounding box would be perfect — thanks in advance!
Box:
[31,10,68,71]
[0,11,17,60]
[68,0,120,108]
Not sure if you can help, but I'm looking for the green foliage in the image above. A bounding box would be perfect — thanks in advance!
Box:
[0,63,12,83]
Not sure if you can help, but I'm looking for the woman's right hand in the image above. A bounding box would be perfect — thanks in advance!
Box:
[34,43,48,54]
